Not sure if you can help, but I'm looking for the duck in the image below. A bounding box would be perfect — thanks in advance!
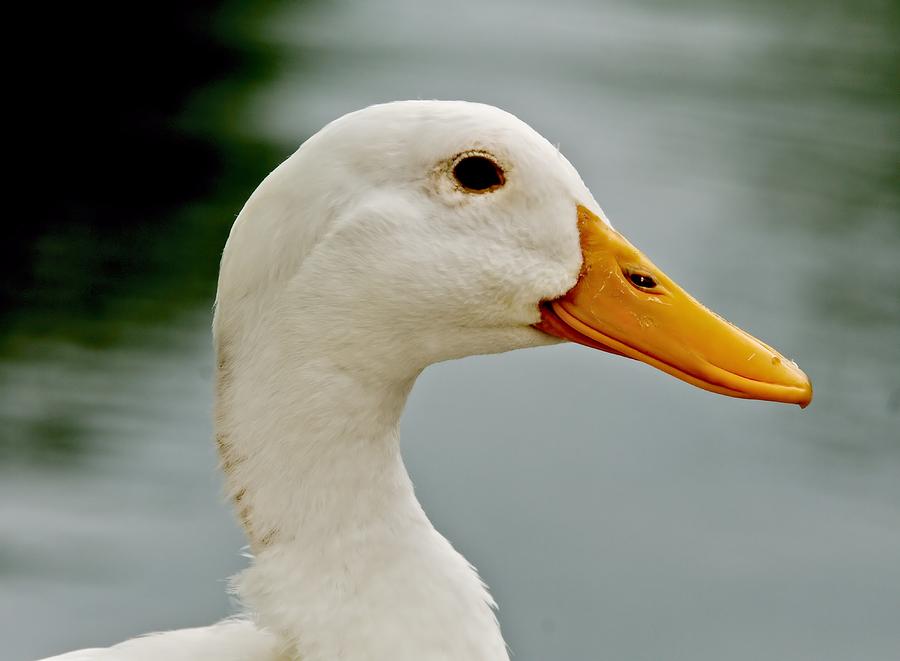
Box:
[43,100,811,661]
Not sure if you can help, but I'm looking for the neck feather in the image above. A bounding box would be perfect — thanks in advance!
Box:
[214,324,508,661]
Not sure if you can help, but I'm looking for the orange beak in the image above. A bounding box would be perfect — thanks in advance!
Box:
[536,206,812,407]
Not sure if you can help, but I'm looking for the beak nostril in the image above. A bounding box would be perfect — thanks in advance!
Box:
[628,272,657,290]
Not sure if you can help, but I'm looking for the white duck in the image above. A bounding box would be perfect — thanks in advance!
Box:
[44,101,811,661]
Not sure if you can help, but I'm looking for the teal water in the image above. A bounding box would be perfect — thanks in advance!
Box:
[3,1,898,659]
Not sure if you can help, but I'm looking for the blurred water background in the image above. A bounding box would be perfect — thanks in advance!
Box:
[3,0,898,659]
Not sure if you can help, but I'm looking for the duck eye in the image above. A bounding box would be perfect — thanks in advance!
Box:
[453,155,505,192]
[629,273,657,290]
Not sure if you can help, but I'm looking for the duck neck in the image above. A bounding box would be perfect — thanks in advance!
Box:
[215,335,508,661]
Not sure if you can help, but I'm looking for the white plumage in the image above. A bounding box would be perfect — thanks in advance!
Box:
[42,100,809,661]
[45,619,286,660]
[45,101,588,661]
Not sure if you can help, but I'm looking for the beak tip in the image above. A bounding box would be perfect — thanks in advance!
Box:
[792,371,813,409]
[799,384,813,409]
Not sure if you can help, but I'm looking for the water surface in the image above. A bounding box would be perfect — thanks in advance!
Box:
[3,1,898,659]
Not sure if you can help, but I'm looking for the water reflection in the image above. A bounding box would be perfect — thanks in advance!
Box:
[2,1,294,350]
[2,1,291,464]
[3,0,899,659]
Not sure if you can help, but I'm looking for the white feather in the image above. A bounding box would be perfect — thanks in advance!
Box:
[41,619,285,661]
[43,101,605,661]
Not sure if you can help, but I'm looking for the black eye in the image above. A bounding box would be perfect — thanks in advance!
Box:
[629,273,657,289]
[453,155,505,192]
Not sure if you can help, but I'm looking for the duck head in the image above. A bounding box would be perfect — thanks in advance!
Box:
[216,100,811,406]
